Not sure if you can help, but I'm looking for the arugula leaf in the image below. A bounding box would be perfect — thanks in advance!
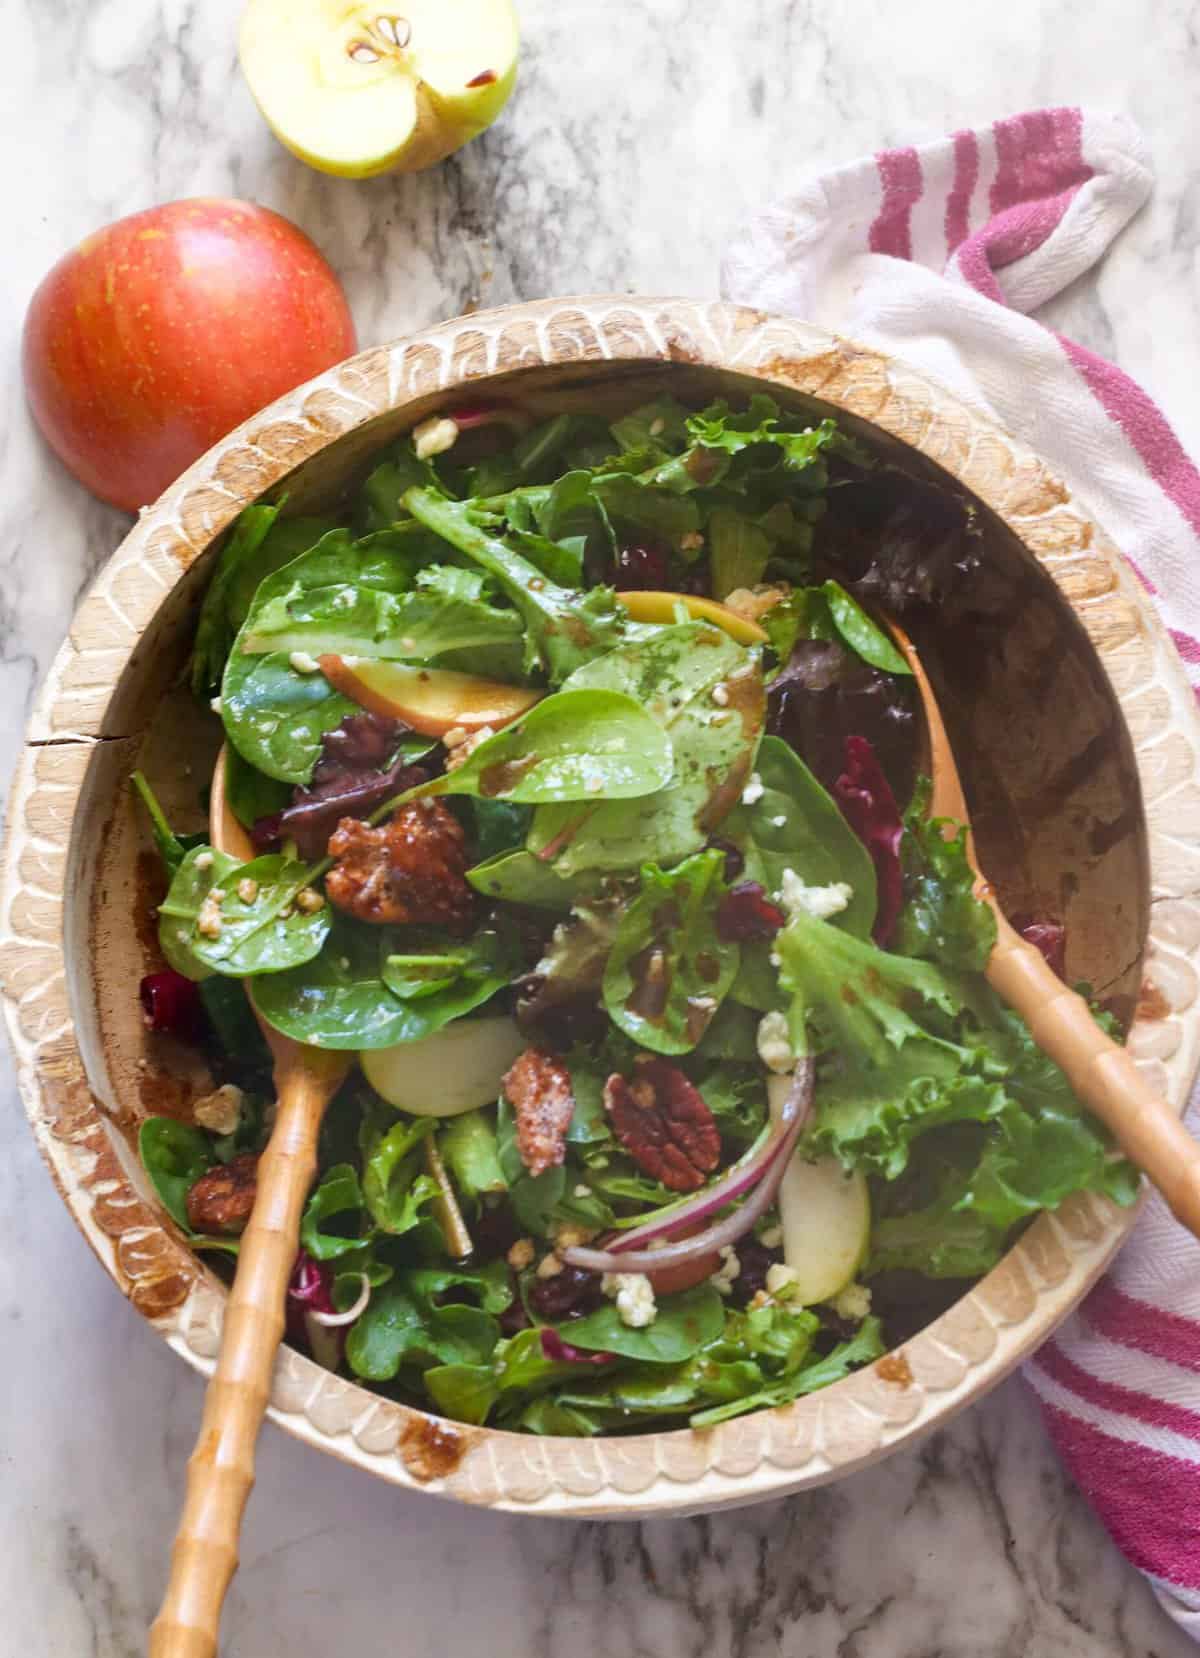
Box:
[721,735,877,938]
[440,1111,507,1205]
[894,789,997,972]
[563,1283,725,1362]
[602,851,738,1055]
[158,847,331,980]
[415,688,674,807]
[254,913,516,1050]
[130,772,207,878]
[404,485,628,682]
[301,1163,371,1261]
[360,1107,438,1236]
[423,1323,592,1425]
[529,624,764,876]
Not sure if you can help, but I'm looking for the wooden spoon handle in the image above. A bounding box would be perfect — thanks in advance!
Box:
[147,1054,338,1658]
[988,914,1200,1236]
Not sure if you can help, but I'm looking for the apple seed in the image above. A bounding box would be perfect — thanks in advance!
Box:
[348,39,381,63]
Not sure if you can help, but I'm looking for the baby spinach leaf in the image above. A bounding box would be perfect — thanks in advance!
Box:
[158,848,331,979]
[563,1283,725,1362]
[416,689,673,807]
[197,978,273,1072]
[300,1163,371,1261]
[222,648,361,785]
[345,1259,509,1381]
[223,745,291,831]
[405,485,627,682]
[463,798,533,862]
[603,850,739,1055]
[529,625,764,876]
[821,580,912,676]
[254,913,514,1050]
[130,772,207,878]
[237,528,521,661]
[138,1118,215,1232]
[381,916,520,1005]
[722,734,877,937]
[190,505,337,695]
[465,848,596,910]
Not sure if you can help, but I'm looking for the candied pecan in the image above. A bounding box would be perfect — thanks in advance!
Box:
[185,1153,259,1235]
[325,801,474,929]
[503,1047,576,1178]
[604,1057,720,1193]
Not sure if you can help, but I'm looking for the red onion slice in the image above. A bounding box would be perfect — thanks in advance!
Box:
[309,1273,371,1328]
[447,401,533,434]
[562,1061,814,1276]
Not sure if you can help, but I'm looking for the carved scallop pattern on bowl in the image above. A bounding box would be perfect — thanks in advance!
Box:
[4,297,1200,1515]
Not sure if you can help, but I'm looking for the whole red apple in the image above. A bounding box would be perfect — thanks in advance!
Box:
[23,198,356,513]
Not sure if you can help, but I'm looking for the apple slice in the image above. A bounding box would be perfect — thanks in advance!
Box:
[239,0,519,179]
[618,590,768,646]
[362,1016,526,1115]
[319,655,540,736]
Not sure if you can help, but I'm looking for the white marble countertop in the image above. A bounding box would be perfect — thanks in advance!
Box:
[4,1,1200,1653]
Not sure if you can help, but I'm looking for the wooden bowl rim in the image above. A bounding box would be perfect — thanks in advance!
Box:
[5,295,1200,1516]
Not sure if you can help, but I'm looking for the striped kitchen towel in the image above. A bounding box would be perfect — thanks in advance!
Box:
[723,109,1200,1637]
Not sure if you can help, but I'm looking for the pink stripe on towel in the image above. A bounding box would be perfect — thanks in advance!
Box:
[1084,1282,1200,1375]
[869,147,923,259]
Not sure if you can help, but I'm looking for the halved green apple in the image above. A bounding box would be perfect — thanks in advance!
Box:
[319,655,540,736]
[617,590,769,647]
[239,0,519,179]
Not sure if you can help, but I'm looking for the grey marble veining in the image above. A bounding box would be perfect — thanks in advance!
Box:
[4,1,1200,1653]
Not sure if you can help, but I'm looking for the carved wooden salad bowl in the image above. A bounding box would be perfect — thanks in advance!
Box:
[5,296,1200,1517]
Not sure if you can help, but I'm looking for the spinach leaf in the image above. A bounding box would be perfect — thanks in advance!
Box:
[563,1284,725,1362]
[138,1118,214,1232]
[722,735,877,938]
[236,528,522,661]
[764,581,910,677]
[440,1111,507,1204]
[529,624,764,876]
[197,977,273,1071]
[466,847,596,910]
[300,1162,371,1261]
[404,485,628,682]
[254,913,515,1050]
[190,505,337,695]
[416,688,674,806]
[222,648,361,785]
[223,744,291,832]
[603,851,738,1054]
[130,772,207,878]
[463,798,533,862]
[821,581,912,675]
[158,847,331,979]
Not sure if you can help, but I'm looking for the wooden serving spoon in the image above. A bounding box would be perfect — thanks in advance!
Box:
[148,748,352,1658]
[890,621,1200,1239]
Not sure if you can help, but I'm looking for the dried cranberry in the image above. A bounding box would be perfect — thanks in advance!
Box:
[527,1265,604,1322]
[705,836,745,882]
[613,538,670,590]
[139,971,206,1042]
[1014,916,1067,980]
[716,881,786,941]
[731,1240,780,1306]
[677,558,712,597]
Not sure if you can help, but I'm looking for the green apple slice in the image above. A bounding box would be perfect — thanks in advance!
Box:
[361,1015,525,1115]
[239,0,519,178]
[768,1073,871,1304]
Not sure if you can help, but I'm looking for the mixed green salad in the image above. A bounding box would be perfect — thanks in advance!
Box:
[135,392,1136,1435]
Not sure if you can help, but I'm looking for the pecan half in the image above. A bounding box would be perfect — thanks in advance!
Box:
[325,801,474,930]
[503,1047,575,1178]
[185,1153,259,1235]
[604,1058,720,1192]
